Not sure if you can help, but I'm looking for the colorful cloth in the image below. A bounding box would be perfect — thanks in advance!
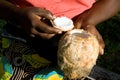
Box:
[7,0,95,18]
[1,1,96,79]
[0,24,64,80]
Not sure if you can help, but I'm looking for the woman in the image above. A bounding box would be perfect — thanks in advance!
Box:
[0,0,120,79]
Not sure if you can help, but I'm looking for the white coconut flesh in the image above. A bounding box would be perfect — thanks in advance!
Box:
[69,29,90,38]
[53,17,74,31]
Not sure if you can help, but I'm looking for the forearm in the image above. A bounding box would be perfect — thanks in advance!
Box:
[83,0,120,26]
[0,0,18,20]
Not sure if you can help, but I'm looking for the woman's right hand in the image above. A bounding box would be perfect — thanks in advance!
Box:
[73,10,105,55]
[13,7,62,39]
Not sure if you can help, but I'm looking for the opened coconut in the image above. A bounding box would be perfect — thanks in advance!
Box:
[52,16,74,31]
[57,29,100,79]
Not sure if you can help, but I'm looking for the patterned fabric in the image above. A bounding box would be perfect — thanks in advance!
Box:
[0,24,64,80]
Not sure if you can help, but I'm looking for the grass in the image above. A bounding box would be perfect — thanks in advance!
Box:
[0,13,120,74]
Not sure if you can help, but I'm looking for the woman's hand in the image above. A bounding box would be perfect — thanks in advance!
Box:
[73,10,105,55]
[13,7,62,39]
[73,0,120,55]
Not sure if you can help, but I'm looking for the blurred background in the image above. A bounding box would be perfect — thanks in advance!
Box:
[97,12,120,74]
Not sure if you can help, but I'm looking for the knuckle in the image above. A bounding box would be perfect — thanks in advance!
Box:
[30,28,36,34]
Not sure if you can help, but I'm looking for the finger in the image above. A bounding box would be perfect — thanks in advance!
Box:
[36,8,56,20]
[73,17,83,29]
[42,10,56,20]
[93,27,105,55]
[37,21,62,34]
[96,31,105,55]
[86,25,105,55]
[30,34,35,37]
[30,28,56,39]
[36,32,55,39]
[43,13,56,20]
[29,28,37,37]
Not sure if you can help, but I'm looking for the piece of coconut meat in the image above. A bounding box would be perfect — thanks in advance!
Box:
[53,17,74,31]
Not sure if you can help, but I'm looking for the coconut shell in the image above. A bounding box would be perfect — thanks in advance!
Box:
[52,17,74,31]
[57,29,100,79]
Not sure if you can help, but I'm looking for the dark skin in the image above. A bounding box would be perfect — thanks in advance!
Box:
[74,0,120,55]
[0,0,120,55]
[0,0,62,38]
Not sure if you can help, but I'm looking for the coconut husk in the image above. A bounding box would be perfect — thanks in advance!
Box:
[57,29,100,80]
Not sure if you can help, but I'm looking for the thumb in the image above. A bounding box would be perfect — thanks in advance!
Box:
[74,18,83,29]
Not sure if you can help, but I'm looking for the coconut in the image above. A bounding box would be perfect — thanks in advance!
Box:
[52,16,74,31]
[57,29,100,79]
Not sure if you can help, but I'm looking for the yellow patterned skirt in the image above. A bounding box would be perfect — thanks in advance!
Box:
[0,24,64,80]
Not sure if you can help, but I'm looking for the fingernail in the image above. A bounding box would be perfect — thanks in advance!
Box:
[30,34,35,37]
[53,15,57,19]
[100,49,104,55]
[58,31,62,34]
